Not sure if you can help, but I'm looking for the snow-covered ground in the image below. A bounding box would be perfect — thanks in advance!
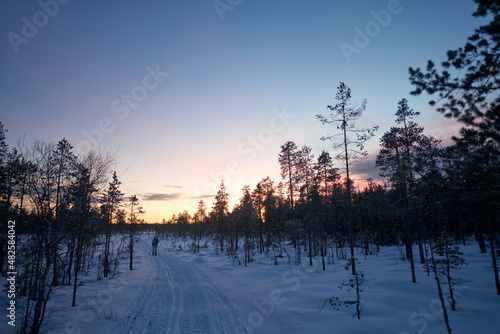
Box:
[2,234,499,333]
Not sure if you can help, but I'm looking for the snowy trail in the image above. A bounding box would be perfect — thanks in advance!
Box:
[111,239,243,334]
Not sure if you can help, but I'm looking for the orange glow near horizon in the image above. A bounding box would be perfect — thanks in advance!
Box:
[139,171,387,224]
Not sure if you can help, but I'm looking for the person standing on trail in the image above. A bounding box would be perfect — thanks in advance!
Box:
[152,236,159,255]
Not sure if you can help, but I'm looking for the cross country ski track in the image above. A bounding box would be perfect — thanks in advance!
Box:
[111,239,244,334]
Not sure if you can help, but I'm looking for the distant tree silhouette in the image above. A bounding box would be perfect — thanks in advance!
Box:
[213,181,229,252]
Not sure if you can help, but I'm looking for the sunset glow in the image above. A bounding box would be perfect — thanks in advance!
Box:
[0,0,480,223]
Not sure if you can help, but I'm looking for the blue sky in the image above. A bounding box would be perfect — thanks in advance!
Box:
[0,0,484,222]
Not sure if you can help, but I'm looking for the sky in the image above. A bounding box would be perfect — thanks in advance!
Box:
[0,0,486,223]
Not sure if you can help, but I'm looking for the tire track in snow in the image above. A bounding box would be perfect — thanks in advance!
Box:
[112,240,243,334]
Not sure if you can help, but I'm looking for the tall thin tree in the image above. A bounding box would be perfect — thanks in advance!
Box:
[101,171,124,278]
[317,82,378,275]
[128,195,144,270]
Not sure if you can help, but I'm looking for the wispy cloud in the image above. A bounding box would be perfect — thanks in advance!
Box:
[187,194,215,200]
[141,193,183,201]
[163,184,184,189]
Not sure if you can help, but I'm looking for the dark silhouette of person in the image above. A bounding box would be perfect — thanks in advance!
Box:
[152,236,159,255]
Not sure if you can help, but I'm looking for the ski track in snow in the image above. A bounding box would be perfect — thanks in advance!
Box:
[111,241,243,334]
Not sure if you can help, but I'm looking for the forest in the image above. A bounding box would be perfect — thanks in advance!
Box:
[0,1,499,333]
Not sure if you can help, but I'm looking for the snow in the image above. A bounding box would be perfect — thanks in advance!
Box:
[1,234,499,333]
[111,242,242,334]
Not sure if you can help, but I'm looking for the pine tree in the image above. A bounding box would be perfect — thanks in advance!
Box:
[69,163,97,307]
[128,195,144,270]
[236,185,258,265]
[295,145,315,199]
[193,200,207,252]
[317,82,378,275]
[50,138,76,287]
[409,0,500,146]
[409,0,499,294]
[315,150,338,200]
[101,171,124,278]
[252,181,265,253]
[52,138,76,218]
[278,141,298,214]
[376,99,439,282]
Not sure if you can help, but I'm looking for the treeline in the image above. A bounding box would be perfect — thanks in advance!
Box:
[159,94,499,293]
[0,130,148,333]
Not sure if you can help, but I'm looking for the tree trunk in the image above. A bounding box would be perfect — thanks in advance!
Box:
[402,182,416,283]
[430,242,452,334]
[343,114,356,276]
[490,234,500,295]
[474,222,487,253]
[321,238,326,271]
[446,247,457,311]
[104,215,111,278]
[235,222,239,252]
[355,272,361,320]
[406,215,416,283]
[416,220,425,264]
[72,225,83,307]
[129,225,134,270]
[435,274,452,334]
[288,162,294,213]
[130,202,134,270]
[30,261,52,334]
[308,225,313,266]
[259,218,264,254]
